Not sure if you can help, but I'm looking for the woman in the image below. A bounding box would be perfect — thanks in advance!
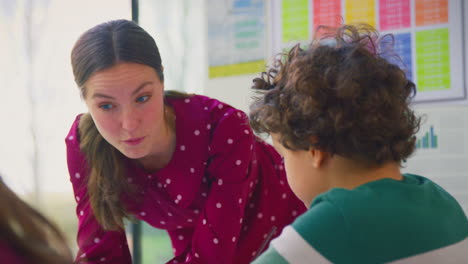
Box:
[66,19,305,264]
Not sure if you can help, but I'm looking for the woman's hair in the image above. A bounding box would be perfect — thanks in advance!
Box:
[71,19,189,230]
[0,178,72,263]
[71,19,164,95]
[250,24,420,165]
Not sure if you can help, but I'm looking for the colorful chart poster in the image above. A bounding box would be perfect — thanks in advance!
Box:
[416,28,450,92]
[207,0,266,78]
[345,0,376,27]
[379,0,411,30]
[313,0,341,30]
[270,0,466,103]
[381,33,413,80]
[415,0,448,26]
[282,0,310,42]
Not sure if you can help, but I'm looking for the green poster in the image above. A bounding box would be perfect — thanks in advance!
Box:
[282,0,310,42]
[416,28,451,91]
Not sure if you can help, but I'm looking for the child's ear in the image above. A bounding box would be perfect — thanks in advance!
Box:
[309,148,328,168]
[307,136,327,168]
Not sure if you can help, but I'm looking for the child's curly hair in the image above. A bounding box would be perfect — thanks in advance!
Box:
[249,24,420,165]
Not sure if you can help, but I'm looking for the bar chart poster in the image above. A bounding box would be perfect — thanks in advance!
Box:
[416,125,438,150]
[269,0,466,103]
[403,106,468,215]
[207,0,266,78]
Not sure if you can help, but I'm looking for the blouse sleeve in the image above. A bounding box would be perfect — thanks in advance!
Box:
[184,108,256,264]
[65,116,132,264]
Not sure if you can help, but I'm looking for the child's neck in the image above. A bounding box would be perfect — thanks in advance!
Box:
[327,157,403,191]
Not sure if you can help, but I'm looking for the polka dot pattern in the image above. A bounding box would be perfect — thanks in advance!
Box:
[65,95,307,264]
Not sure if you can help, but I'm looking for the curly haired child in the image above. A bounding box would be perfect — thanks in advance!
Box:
[250,24,468,263]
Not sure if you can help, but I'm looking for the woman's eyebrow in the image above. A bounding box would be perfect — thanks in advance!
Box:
[91,81,153,99]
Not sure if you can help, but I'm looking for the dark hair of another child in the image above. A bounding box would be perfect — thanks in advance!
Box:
[0,178,72,263]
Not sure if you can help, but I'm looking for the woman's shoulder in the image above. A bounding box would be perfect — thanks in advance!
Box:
[65,114,84,146]
[168,93,246,128]
[167,93,240,112]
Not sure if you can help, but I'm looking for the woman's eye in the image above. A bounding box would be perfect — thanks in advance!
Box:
[136,95,150,103]
[99,104,114,110]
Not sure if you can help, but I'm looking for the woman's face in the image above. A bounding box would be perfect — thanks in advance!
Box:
[83,62,167,160]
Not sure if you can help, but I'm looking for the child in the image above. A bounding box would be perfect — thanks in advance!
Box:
[0,176,72,264]
[249,24,468,263]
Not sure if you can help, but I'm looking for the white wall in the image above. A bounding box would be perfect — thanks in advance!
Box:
[0,0,131,196]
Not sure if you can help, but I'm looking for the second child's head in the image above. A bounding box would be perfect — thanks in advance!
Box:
[250,24,420,205]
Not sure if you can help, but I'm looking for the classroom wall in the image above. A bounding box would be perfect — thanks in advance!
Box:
[201,1,468,215]
[140,0,468,214]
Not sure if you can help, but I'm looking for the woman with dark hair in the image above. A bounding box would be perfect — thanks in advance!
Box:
[249,24,468,263]
[66,19,305,264]
[0,177,72,264]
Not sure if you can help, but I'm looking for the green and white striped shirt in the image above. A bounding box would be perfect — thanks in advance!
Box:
[253,174,468,263]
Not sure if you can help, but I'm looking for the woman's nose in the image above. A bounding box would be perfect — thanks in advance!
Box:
[121,108,139,132]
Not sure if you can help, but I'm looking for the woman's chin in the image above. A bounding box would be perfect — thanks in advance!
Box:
[119,148,146,160]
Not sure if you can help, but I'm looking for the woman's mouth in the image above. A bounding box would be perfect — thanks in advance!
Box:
[123,136,145,146]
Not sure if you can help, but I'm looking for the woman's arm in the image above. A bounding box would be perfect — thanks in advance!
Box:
[66,116,132,264]
[182,108,256,264]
